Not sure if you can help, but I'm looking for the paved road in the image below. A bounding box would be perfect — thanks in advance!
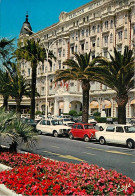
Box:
[1,134,135,180]
[20,134,135,181]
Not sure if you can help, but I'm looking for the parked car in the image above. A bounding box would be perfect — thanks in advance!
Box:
[21,118,37,131]
[35,115,44,123]
[95,124,135,149]
[88,116,97,126]
[69,123,98,142]
[61,118,75,127]
[36,119,71,136]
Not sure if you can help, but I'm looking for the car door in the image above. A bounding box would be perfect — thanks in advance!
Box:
[38,120,47,133]
[104,125,115,143]
[76,124,83,138]
[113,126,125,144]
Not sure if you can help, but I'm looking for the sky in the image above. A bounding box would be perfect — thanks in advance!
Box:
[0,0,92,41]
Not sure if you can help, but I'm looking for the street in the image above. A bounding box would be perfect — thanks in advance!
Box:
[18,134,135,181]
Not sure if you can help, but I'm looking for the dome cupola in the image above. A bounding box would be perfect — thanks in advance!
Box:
[20,13,33,36]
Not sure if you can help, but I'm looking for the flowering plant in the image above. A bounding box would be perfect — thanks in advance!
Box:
[0,152,135,195]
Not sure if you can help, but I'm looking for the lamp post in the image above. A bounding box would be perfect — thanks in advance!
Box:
[24,26,68,118]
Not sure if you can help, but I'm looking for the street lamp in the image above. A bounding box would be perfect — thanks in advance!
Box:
[24,26,68,118]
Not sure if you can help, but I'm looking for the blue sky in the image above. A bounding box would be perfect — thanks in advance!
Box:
[0,0,92,41]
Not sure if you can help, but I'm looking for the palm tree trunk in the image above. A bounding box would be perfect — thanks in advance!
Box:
[15,98,21,115]
[116,94,128,124]
[30,63,37,120]
[3,95,8,111]
[82,81,90,123]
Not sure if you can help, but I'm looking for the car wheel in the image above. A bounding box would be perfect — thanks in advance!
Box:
[53,131,58,137]
[38,130,42,135]
[69,133,74,140]
[84,135,90,142]
[99,137,106,145]
[127,140,134,149]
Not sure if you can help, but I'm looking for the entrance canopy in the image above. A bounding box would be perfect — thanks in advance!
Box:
[90,101,99,109]
[102,100,112,109]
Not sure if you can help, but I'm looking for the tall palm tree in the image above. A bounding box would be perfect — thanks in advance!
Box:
[15,39,55,120]
[89,46,134,124]
[0,69,11,110]
[55,51,96,123]
[9,63,31,114]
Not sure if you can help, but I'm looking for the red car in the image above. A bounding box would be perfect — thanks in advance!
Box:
[69,123,98,142]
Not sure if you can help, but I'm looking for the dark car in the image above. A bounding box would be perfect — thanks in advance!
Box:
[69,123,98,142]
[21,118,37,131]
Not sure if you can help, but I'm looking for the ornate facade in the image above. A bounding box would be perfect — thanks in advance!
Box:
[4,0,135,117]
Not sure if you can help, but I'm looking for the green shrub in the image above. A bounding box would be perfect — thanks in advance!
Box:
[69,110,77,116]
[95,117,107,123]
[35,111,42,115]
[93,112,101,117]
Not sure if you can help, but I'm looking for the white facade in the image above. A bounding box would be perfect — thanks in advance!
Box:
[6,0,135,117]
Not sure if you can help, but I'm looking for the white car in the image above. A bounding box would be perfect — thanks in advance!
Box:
[95,124,135,149]
[36,119,71,136]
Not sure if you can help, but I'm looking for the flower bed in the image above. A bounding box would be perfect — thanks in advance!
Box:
[0,152,135,195]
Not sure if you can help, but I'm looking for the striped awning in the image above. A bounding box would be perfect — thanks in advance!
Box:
[90,101,99,109]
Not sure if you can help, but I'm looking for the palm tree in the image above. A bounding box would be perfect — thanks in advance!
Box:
[55,51,96,123]
[90,46,134,124]
[15,39,55,120]
[9,63,31,114]
[0,69,11,110]
[0,108,37,153]
[0,38,14,60]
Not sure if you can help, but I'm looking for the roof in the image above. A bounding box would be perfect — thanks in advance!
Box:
[20,14,33,36]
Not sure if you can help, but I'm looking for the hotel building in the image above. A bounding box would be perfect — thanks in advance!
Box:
[2,0,135,117]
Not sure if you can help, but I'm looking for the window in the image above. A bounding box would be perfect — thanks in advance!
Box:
[118,31,123,41]
[124,29,127,39]
[92,40,96,47]
[97,37,100,47]
[125,14,128,24]
[63,49,65,57]
[133,25,135,35]
[75,45,78,52]
[92,26,96,33]
[105,21,108,29]
[28,68,30,77]
[110,20,113,28]
[104,50,108,58]
[81,29,84,36]
[106,126,115,132]
[58,49,62,57]
[110,33,113,43]
[81,43,84,51]
[41,120,47,125]
[83,17,85,23]
[77,125,83,129]
[104,35,108,45]
[71,46,74,54]
[116,127,124,133]
[58,61,61,69]
[86,42,88,50]
[73,125,77,129]
[97,25,100,33]
[47,121,50,125]
[86,29,89,37]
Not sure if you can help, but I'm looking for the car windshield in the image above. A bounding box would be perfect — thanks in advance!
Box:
[84,125,93,129]
[63,119,70,121]
[51,120,63,125]
[124,126,135,133]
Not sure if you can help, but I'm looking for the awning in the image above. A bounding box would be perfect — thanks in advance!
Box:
[102,100,112,109]
[90,101,99,109]
[131,99,135,105]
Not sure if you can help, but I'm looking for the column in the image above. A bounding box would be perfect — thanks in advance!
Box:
[54,98,59,116]
[63,98,70,114]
